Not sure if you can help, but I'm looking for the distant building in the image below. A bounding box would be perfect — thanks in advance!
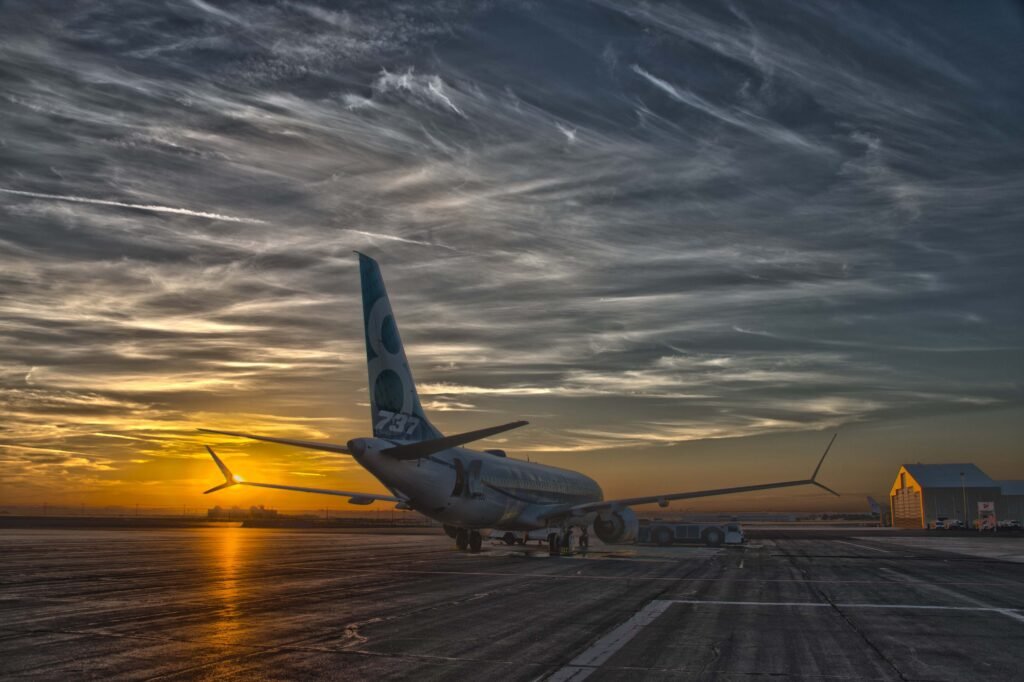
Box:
[999,480,1024,522]
[889,464,1024,528]
[249,505,278,519]
[207,505,278,520]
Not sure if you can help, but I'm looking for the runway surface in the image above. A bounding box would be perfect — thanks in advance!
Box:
[2,527,1023,680]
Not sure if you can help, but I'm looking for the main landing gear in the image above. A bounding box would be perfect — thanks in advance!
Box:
[454,528,482,553]
[548,530,573,556]
[549,529,587,556]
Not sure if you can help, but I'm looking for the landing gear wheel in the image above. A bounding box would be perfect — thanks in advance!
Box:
[562,531,573,556]
[455,528,469,551]
[653,527,674,547]
[503,532,517,546]
[704,529,723,547]
[469,530,482,553]
[548,533,560,555]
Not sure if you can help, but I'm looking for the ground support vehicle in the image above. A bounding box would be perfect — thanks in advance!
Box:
[638,520,745,547]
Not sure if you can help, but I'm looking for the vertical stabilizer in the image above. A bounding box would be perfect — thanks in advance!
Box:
[358,253,441,441]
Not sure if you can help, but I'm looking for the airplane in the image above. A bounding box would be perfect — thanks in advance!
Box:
[200,252,839,553]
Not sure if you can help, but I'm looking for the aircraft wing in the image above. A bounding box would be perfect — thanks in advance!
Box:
[202,446,402,505]
[542,434,839,521]
[198,428,351,455]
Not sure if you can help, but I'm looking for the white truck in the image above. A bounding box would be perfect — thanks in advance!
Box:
[638,519,745,547]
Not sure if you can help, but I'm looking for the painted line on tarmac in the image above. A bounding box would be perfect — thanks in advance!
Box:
[878,566,995,608]
[833,539,891,553]
[667,598,1018,611]
[669,598,1024,626]
[879,566,1024,625]
[544,597,1024,679]
[543,599,674,682]
[997,609,1024,624]
[865,537,1024,564]
[272,564,1008,586]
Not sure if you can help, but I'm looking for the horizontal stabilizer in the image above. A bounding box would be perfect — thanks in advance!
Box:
[198,428,351,455]
[380,420,528,460]
[201,446,403,505]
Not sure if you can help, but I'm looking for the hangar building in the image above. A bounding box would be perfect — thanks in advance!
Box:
[889,463,1024,529]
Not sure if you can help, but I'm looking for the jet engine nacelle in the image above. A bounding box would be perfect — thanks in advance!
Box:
[592,508,638,544]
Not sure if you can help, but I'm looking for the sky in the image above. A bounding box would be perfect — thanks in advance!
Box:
[1,1,1022,513]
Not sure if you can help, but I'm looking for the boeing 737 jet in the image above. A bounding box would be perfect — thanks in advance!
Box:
[201,253,838,552]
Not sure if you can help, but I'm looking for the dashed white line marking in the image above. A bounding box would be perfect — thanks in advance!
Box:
[833,540,891,553]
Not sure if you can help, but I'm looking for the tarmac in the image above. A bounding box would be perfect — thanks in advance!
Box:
[2,525,1023,680]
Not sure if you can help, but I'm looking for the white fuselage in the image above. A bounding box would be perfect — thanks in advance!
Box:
[353,438,603,530]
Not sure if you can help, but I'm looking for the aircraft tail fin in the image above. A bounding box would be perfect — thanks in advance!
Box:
[358,253,441,442]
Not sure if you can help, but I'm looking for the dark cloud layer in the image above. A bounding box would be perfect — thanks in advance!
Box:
[1,1,1022,507]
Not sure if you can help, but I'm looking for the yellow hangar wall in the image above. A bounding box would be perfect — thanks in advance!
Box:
[890,467,924,528]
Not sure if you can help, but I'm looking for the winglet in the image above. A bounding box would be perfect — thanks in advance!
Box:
[203,445,238,494]
[813,480,840,497]
[810,433,839,496]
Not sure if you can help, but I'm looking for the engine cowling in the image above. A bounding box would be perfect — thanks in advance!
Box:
[592,508,638,544]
